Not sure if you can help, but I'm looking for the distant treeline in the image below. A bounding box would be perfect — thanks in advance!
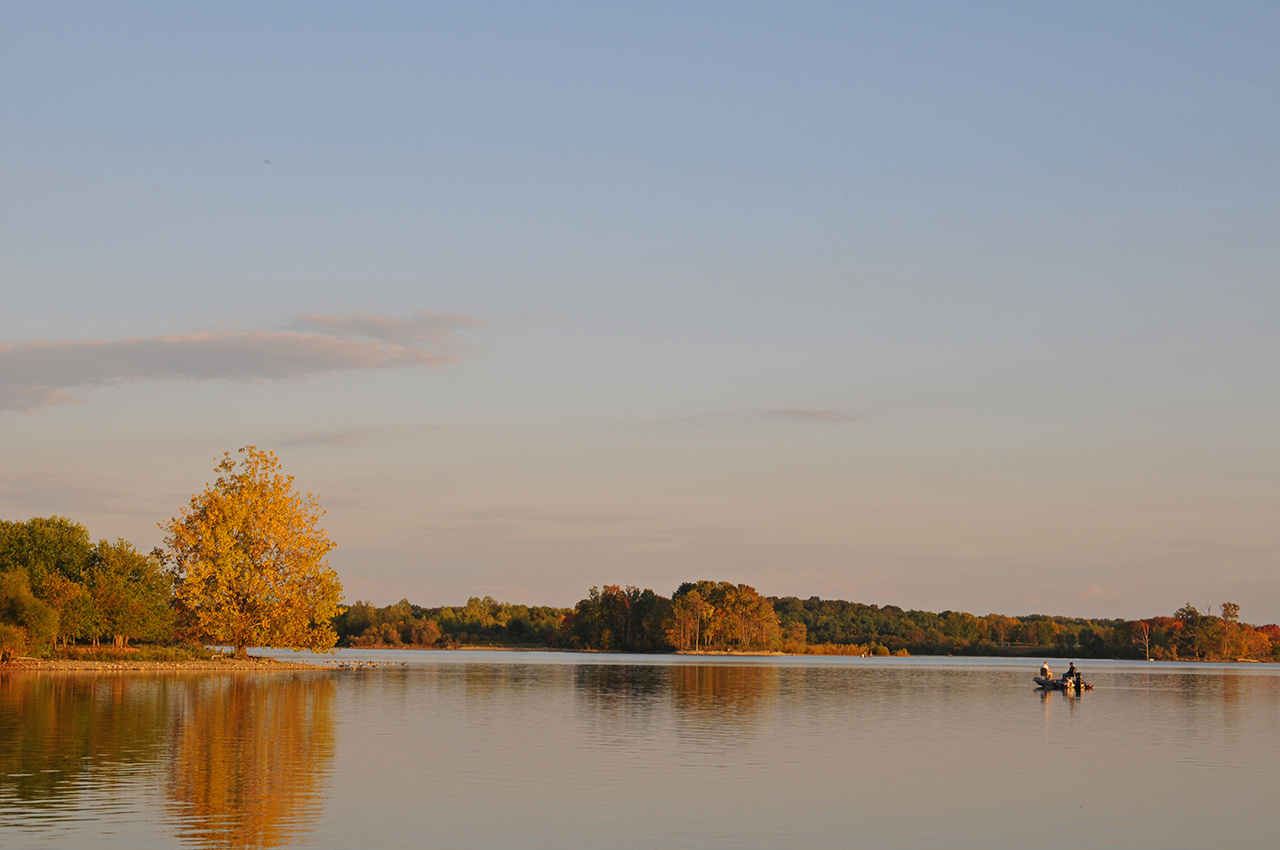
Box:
[5,514,1279,663]
[336,581,1280,662]
[333,597,568,648]
[767,597,1279,661]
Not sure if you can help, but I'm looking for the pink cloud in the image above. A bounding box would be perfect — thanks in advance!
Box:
[291,310,480,347]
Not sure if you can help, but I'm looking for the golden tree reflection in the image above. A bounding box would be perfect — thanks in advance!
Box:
[166,673,335,849]
[670,664,778,732]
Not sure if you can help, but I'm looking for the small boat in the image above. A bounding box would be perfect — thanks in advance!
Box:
[1034,675,1092,691]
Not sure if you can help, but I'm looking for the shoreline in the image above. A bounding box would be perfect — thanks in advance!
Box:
[7,649,1269,671]
[4,657,328,672]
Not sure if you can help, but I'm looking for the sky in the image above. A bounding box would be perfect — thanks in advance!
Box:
[2,2,1277,621]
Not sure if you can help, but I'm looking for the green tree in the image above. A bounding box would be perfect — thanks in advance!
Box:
[565,586,610,649]
[162,447,344,658]
[1173,603,1217,660]
[0,516,93,596]
[87,539,174,649]
[39,573,98,648]
[0,571,58,662]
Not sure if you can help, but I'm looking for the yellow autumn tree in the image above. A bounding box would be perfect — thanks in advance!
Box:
[162,447,343,657]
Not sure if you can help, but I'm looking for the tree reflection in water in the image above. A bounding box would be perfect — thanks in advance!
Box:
[574,664,666,709]
[670,663,779,744]
[0,673,171,807]
[165,673,335,849]
[0,670,335,845]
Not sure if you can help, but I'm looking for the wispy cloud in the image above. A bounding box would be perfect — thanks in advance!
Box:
[764,408,859,423]
[291,310,479,347]
[445,509,653,526]
[412,514,742,553]
[0,387,84,412]
[1075,585,1120,603]
[0,311,478,412]
[688,408,859,425]
[0,472,161,516]
[278,430,369,448]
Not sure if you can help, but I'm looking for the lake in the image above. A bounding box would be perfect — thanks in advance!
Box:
[2,652,1278,849]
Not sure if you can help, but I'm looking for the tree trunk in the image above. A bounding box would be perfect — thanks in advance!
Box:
[234,644,248,659]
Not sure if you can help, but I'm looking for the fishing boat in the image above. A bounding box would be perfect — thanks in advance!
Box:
[1034,674,1092,691]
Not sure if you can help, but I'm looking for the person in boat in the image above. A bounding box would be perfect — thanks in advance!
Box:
[1066,662,1077,681]
[1039,661,1052,679]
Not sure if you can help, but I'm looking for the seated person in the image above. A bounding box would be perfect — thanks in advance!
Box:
[1040,661,1052,679]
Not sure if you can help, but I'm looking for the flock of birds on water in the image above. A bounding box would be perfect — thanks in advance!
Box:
[322,659,409,670]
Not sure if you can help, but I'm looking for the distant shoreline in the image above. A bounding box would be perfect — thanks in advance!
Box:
[5,652,1274,672]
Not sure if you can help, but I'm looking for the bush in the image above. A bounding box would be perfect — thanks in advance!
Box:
[0,571,58,658]
[0,622,27,663]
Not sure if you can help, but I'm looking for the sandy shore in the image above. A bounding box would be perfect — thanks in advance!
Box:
[4,656,328,672]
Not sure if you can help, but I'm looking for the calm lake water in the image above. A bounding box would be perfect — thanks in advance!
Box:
[2,652,1278,849]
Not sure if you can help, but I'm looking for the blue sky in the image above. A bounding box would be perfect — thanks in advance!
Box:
[2,2,1277,620]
